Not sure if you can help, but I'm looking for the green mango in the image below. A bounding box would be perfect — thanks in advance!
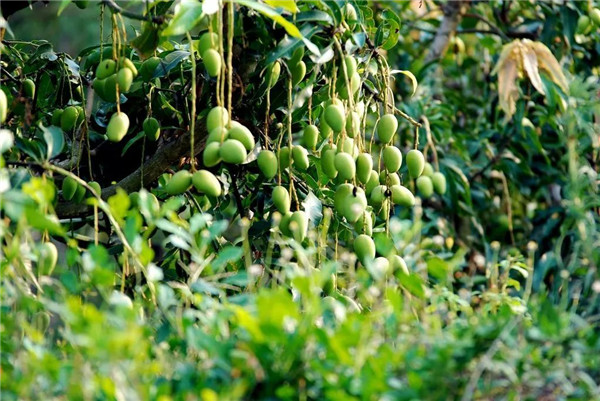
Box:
[356,153,373,184]
[140,57,160,81]
[192,169,222,197]
[165,170,192,195]
[62,176,78,201]
[303,124,319,150]
[354,234,375,264]
[106,112,129,142]
[198,32,219,55]
[219,139,247,164]
[324,104,345,133]
[203,142,222,167]
[290,60,306,87]
[416,175,434,198]
[228,121,255,151]
[257,150,278,179]
[203,49,222,77]
[60,106,79,131]
[382,145,402,172]
[272,185,290,214]
[143,117,160,141]
[377,114,397,143]
[117,68,133,93]
[406,149,425,179]
[206,106,229,132]
[96,59,116,79]
[334,152,355,181]
[292,145,310,170]
[38,242,58,275]
[23,78,35,98]
[391,185,415,207]
[289,210,308,241]
[432,172,447,195]
[0,89,7,123]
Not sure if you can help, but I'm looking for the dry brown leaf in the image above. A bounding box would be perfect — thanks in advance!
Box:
[497,55,520,120]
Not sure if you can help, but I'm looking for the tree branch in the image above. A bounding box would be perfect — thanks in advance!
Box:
[102,0,165,24]
[55,126,207,219]
[425,0,469,63]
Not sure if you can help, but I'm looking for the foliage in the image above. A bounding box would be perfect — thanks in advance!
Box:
[1,0,599,400]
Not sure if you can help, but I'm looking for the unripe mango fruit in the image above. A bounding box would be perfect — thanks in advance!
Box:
[272,185,290,214]
[338,71,361,100]
[228,122,255,151]
[198,32,219,55]
[140,57,160,81]
[356,153,373,184]
[342,187,367,223]
[220,139,247,164]
[203,142,222,167]
[406,149,425,179]
[370,185,387,206]
[73,184,86,203]
[166,170,192,195]
[290,210,308,241]
[103,74,119,102]
[207,126,229,143]
[143,117,161,141]
[354,234,376,264]
[383,145,402,172]
[278,146,291,169]
[292,145,310,170]
[344,55,358,78]
[119,57,138,77]
[591,8,600,26]
[192,169,222,197]
[203,49,222,77]
[354,211,373,236]
[391,185,415,207]
[416,175,434,198]
[38,242,58,275]
[106,112,129,142]
[51,109,63,126]
[345,111,360,138]
[389,255,409,275]
[62,176,78,201]
[0,89,7,123]
[303,124,319,150]
[334,152,355,180]
[379,170,400,186]
[291,60,306,87]
[96,59,116,79]
[117,68,133,93]
[257,150,278,179]
[324,103,345,133]
[267,61,281,88]
[422,162,434,177]
[365,170,379,194]
[24,78,35,98]
[206,106,229,132]
[321,144,338,179]
[377,113,397,143]
[432,172,447,194]
[334,183,353,214]
[61,106,79,131]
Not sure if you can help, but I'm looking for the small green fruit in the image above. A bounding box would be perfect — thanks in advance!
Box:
[279,212,293,237]
[38,242,58,275]
[166,170,192,195]
[198,32,219,55]
[203,142,222,167]
[203,49,222,77]
[220,139,247,164]
[389,255,409,275]
[103,74,119,102]
[228,122,255,151]
[51,109,63,126]
[383,145,402,172]
[192,169,221,197]
[321,144,338,179]
[379,170,400,186]
[290,210,308,241]
[143,117,160,141]
[354,234,376,264]
[278,146,291,169]
[356,153,373,185]
[416,175,434,198]
[391,185,415,207]
[60,106,79,131]
[577,15,591,34]
[334,183,353,214]
[291,60,307,87]
[140,57,161,81]
[422,162,434,177]
[62,176,77,201]
[370,185,387,206]
[267,61,281,88]
[117,68,133,93]
[272,185,291,214]
[74,0,89,9]
[0,89,7,123]
[342,187,367,223]
[338,71,361,100]
[365,170,380,194]
[345,111,360,138]
[24,78,35,98]
[207,126,229,143]
[290,46,305,65]
[320,117,332,138]
[377,114,397,143]
[106,112,129,142]
[206,106,229,132]
[339,136,358,157]
[119,57,138,77]
[344,55,358,78]
[303,124,319,150]
[591,8,600,26]
[75,106,85,126]
[92,78,106,100]
[257,150,278,179]
[96,59,117,79]
[324,104,345,133]
[406,149,425,178]
[334,152,356,180]
[88,181,101,197]
[292,145,310,170]
[432,172,447,195]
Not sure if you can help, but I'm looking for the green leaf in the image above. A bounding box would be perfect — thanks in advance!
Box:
[39,124,65,160]
[131,22,160,60]
[121,131,146,156]
[25,206,65,236]
[264,0,299,14]
[398,272,425,299]
[162,0,204,37]
[236,0,301,38]
[426,257,449,281]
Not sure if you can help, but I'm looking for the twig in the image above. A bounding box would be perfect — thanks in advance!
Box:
[102,0,165,24]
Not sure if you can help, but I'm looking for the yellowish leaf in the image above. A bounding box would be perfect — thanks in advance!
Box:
[390,69,418,97]
[497,54,520,121]
[264,0,299,14]
[528,40,569,94]
[520,43,545,95]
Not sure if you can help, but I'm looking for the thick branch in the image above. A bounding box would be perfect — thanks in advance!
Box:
[55,126,207,219]
[425,0,469,63]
